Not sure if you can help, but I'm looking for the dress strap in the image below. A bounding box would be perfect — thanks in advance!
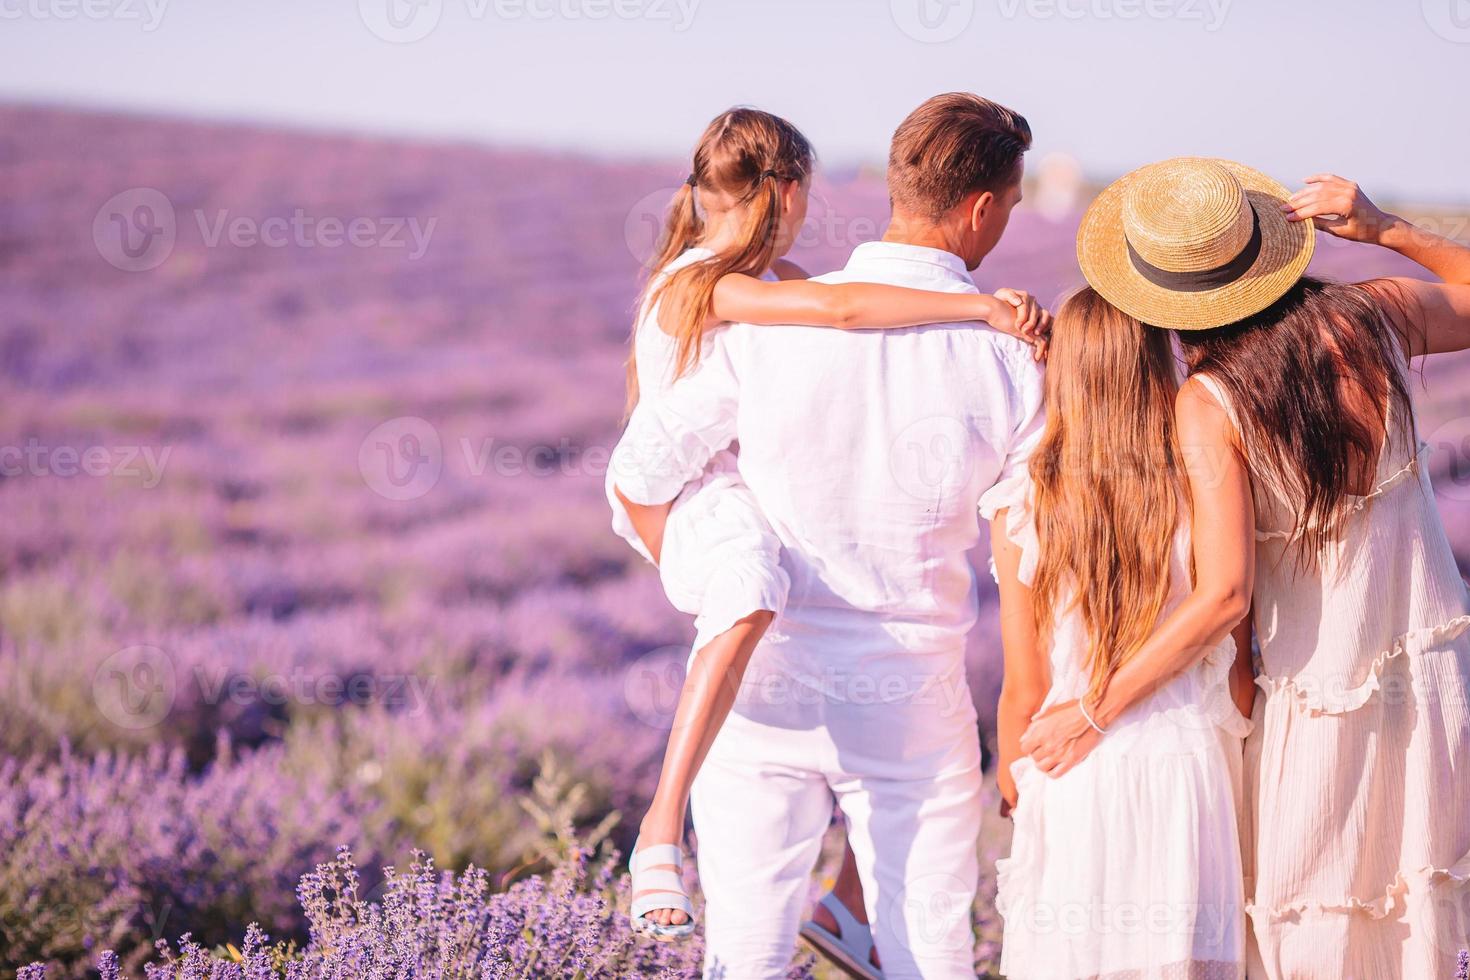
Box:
[1190,373,1238,427]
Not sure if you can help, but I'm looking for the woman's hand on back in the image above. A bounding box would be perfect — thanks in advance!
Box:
[1281,174,1396,244]
[1020,699,1101,778]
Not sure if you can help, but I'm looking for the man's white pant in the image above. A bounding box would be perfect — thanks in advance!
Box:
[691,663,983,979]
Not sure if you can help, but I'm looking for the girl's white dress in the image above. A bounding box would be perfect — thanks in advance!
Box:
[1197,363,1470,980]
[607,248,789,647]
[984,476,1252,980]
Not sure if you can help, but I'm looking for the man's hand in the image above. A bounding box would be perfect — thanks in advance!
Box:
[1019,699,1101,778]
[990,287,1051,361]
[1282,174,1397,245]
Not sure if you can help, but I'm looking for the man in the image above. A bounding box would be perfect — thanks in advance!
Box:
[613,92,1045,979]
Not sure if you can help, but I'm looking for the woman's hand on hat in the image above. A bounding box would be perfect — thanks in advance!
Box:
[1281,174,1397,244]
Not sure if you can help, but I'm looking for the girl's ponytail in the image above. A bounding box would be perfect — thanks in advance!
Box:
[627,179,704,414]
[625,109,813,418]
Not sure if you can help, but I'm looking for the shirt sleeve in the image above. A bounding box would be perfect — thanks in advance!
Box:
[609,330,741,506]
[978,351,1045,521]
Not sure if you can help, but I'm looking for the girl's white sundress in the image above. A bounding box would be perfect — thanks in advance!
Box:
[608,248,789,647]
[1196,353,1470,980]
[983,476,1252,980]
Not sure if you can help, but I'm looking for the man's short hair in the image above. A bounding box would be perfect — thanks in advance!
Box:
[888,93,1032,221]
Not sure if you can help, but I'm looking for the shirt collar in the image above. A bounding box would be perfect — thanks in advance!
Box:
[846,240,973,281]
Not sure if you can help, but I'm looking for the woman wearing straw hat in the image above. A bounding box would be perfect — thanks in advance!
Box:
[1020,157,1470,978]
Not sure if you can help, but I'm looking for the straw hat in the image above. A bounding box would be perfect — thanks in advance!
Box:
[1077,157,1314,330]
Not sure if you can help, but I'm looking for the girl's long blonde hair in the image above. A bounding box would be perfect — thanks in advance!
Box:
[625,108,814,417]
[1029,287,1188,704]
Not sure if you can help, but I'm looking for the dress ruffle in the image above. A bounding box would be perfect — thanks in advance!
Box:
[1188,636,1256,739]
[1247,850,1470,923]
[1254,442,1429,543]
[1256,614,1470,717]
[979,470,1038,587]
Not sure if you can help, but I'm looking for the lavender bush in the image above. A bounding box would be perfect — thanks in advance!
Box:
[23,846,745,980]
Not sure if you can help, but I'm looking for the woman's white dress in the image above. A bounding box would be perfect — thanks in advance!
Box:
[1196,363,1470,980]
[607,248,788,647]
[984,477,1252,980]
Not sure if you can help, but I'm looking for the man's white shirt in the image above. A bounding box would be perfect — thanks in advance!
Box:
[613,241,1045,704]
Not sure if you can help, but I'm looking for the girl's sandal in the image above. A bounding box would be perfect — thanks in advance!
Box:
[629,839,697,940]
[798,892,884,979]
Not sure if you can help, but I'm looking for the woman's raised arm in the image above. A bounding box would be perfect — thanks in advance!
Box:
[1283,174,1470,356]
[1020,377,1256,777]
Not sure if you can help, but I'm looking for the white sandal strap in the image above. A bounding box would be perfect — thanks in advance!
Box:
[631,842,684,873]
[633,868,686,893]
[631,871,695,918]
[818,892,874,960]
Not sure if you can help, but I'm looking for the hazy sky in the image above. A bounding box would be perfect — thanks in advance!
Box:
[2,0,1465,201]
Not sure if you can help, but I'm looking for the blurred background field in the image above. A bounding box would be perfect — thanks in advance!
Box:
[1,103,1468,977]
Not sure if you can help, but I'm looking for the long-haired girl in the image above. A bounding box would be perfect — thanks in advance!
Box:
[981,285,1255,978]
[609,106,1048,939]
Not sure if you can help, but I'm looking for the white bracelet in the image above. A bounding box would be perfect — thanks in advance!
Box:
[1079,699,1107,735]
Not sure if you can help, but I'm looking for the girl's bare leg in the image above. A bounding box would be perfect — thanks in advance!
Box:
[810,841,880,967]
[636,609,775,928]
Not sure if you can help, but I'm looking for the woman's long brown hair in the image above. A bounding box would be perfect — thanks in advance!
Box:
[1176,276,1416,566]
[625,108,814,417]
[1030,287,1187,704]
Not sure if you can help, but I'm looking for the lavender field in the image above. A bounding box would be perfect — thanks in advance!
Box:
[2,104,1468,978]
